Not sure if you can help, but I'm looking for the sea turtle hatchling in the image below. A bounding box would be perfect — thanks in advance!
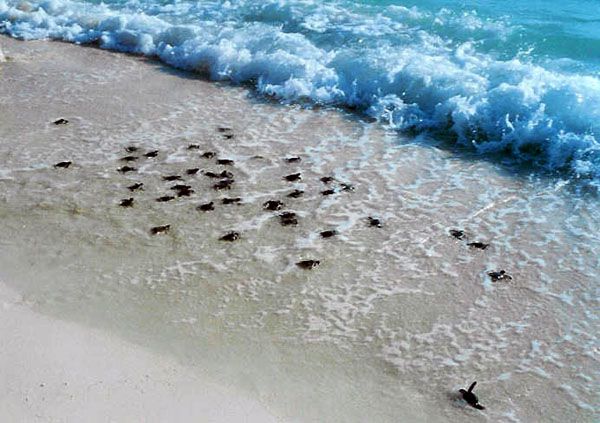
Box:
[117,166,136,173]
[127,183,143,191]
[296,260,320,270]
[220,231,240,242]
[150,225,170,235]
[459,381,485,410]
[468,242,489,250]
[488,270,512,282]
[54,161,72,169]
[119,198,134,207]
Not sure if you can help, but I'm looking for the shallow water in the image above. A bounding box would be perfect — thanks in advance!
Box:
[0,39,598,421]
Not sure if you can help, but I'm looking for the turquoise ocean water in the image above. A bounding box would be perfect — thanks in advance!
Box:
[2,0,600,184]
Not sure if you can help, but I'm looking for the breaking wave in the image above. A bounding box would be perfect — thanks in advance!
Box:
[2,0,599,184]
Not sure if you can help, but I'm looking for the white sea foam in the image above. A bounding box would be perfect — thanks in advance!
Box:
[1,0,600,184]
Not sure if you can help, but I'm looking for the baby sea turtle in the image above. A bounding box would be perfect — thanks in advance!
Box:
[119,198,134,207]
[213,179,234,190]
[284,173,301,182]
[54,161,72,169]
[450,229,465,240]
[217,127,232,133]
[162,175,182,181]
[127,182,144,191]
[459,382,485,410]
[220,231,240,242]
[170,184,192,191]
[296,260,320,270]
[321,189,336,196]
[285,156,301,163]
[125,146,139,153]
[144,150,159,158]
[280,211,298,226]
[197,202,215,212]
[320,230,337,238]
[118,166,137,173]
[263,200,284,211]
[217,159,234,166]
[156,196,175,202]
[368,217,382,228]
[150,225,170,235]
[176,188,194,197]
[468,242,489,250]
[186,168,200,175]
[201,151,216,159]
[488,270,512,282]
[187,144,200,150]
[320,176,335,184]
[120,156,138,162]
[340,183,354,192]
[222,197,242,204]
[53,118,69,125]
[223,134,235,140]
[205,170,234,179]
[287,189,304,198]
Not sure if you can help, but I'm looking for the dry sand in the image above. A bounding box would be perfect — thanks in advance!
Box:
[0,281,279,422]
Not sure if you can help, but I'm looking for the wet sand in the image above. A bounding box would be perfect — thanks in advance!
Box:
[0,36,598,422]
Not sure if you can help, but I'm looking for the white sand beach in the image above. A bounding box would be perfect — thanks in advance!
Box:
[0,281,279,422]
[0,36,597,422]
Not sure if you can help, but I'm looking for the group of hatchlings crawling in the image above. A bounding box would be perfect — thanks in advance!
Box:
[52,118,509,410]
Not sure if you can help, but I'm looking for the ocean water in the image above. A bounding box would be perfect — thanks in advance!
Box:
[2,0,600,186]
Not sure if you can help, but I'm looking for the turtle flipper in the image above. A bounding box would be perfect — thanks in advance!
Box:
[468,381,477,393]
[474,403,485,410]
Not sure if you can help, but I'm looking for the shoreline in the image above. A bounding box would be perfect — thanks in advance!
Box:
[0,36,432,422]
[0,36,597,422]
[0,36,443,422]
